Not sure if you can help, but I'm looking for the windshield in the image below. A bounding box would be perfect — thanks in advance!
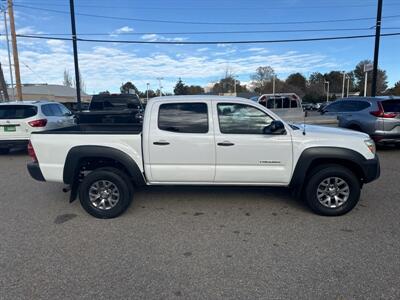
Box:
[0,105,38,119]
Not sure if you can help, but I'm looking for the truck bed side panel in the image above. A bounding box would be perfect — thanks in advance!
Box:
[31,133,143,182]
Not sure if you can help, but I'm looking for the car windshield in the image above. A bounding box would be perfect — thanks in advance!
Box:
[381,100,400,112]
[0,105,38,119]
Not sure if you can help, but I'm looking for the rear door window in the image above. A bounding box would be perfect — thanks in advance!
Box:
[0,105,37,119]
[158,103,208,133]
[381,100,400,112]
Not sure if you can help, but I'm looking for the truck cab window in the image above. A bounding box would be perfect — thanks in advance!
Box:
[158,103,208,133]
[217,103,273,134]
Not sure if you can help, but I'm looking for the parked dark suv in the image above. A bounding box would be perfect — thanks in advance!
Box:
[321,96,400,145]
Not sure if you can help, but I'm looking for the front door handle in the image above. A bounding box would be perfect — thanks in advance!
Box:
[217,141,235,146]
[153,141,170,146]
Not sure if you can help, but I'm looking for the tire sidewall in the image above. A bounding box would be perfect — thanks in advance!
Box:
[79,170,132,219]
[305,166,360,216]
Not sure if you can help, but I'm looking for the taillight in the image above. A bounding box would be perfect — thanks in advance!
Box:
[369,102,397,118]
[28,119,47,127]
[27,141,37,162]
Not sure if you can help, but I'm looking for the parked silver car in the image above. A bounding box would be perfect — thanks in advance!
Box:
[321,96,400,144]
[0,101,76,154]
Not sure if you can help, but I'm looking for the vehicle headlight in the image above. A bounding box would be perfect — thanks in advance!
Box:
[364,139,376,154]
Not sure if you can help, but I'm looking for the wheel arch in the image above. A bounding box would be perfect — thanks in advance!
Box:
[63,145,146,187]
[290,147,368,194]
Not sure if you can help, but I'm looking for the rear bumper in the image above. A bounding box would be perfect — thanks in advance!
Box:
[0,139,29,149]
[361,155,380,183]
[371,134,400,144]
[27,162,45,182]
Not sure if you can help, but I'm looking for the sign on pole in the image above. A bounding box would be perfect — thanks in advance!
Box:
[364,64,373,72]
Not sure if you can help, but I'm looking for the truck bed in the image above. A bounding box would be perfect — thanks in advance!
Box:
[34,123,142,135]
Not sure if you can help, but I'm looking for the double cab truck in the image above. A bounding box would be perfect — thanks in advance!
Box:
[27,96,380,218]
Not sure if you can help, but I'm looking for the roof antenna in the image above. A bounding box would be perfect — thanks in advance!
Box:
[303,110,307,135]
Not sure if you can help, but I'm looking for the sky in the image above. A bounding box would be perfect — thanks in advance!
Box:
[0,0,399,94]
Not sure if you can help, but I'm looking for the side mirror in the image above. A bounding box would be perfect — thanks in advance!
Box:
[263,120,286,135]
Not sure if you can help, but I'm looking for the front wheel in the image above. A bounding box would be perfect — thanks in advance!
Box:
[304,165,360,216]
[79,169,133,219]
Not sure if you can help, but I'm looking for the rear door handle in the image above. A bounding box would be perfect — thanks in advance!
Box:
[153,141,170,146]
[217,141,235,146]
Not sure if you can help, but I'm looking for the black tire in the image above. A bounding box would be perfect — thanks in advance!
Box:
[0,148,10,155]
[304,165,360,216]
[79,169,133,219]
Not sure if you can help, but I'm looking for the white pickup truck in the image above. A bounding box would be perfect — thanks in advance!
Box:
[27,96,380,218]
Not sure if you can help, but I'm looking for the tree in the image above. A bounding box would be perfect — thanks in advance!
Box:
[174,78,188,95]
[387,81,400,95]
[304,72,325,102]
[323,71,344,94]
[186,85,204,95]
[211,76,247,94]
[285,73,306,93]
[250,66,275,94]
[98,90,110,95]
[63,69,73,87]
[354,60,388,95]
[120,81,139,94]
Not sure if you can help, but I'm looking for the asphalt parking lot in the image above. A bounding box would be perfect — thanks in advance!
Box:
[0,148,399,299]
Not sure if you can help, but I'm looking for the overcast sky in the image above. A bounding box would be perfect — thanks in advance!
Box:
[1,0,399,94]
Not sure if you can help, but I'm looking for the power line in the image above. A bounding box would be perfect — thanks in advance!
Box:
[11,1,400,10]
[18,27,380,36]
[13,4,400,26]
[13,32,400,45]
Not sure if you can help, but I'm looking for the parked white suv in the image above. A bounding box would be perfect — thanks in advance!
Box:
[0,101,75,154]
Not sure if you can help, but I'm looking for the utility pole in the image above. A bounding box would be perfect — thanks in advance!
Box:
[3,10,14,101]
[364,72,368,97]
[69,0,81,110]
[341,71,346,98]
[8,0,22,101]
[0,63,9,101]
[371,0,383,97]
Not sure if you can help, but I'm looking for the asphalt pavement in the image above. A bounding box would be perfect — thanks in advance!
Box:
[0,148,399,299]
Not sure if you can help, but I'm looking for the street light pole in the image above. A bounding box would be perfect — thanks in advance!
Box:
[346,76,350,97]
[324,81,330,102]
[371,0,383,97]
[272,75,276,95]
[146,83,149,102]
[156,77,163,96]
[364,72,368,97]
[341,71,346,98]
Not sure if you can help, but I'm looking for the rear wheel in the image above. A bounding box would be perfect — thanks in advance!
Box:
[79,169,133,218]
[0,148,10,155]
[304,165,360,216]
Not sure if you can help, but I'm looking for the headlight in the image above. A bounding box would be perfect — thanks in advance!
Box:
[364,139,376,154]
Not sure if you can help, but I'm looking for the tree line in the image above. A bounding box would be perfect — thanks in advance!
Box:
[65,59,399,100]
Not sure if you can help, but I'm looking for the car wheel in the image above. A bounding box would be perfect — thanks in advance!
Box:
[0,148,10,155]
[348,125,362,132]
[79,169,133,219]
[304,165,360,216]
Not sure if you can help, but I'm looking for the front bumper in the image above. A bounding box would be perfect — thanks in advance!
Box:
[0,139,29,149]
[361,155,380,183]
[27,162,45,182]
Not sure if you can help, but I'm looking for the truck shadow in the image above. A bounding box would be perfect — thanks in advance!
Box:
[132,185,309,214]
